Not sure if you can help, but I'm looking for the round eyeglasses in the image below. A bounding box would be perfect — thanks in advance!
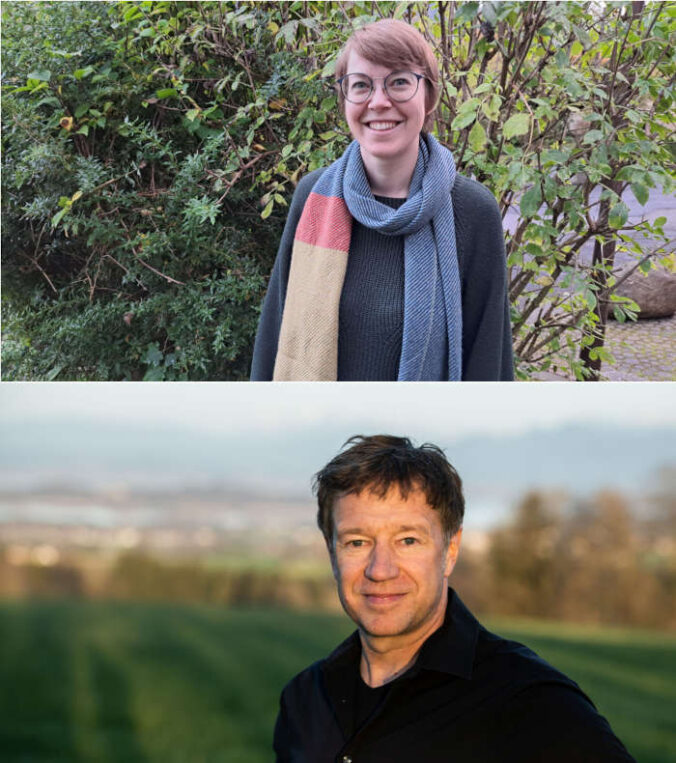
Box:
[336,71,426,104]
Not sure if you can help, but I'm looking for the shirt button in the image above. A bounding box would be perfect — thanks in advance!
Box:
[342,757,352,763]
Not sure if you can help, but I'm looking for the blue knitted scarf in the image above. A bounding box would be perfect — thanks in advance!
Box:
[274,132,461,381]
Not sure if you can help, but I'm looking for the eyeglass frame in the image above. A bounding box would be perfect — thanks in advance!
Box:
[335,70,427,104]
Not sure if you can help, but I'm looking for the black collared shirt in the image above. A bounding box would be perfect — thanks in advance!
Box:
[273,589,636,762]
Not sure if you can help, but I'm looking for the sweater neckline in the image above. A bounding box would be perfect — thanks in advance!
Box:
[373,194,407,209]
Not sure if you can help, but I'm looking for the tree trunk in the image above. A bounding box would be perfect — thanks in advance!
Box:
[579,180,622,380]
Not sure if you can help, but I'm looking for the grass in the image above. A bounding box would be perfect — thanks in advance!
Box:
[0,599,674,762]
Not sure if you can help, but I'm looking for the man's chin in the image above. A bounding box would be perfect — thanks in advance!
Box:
[358,613,412,639]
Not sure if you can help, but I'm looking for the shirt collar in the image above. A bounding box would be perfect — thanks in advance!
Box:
[413,588,479,680]
[322,588,479,685]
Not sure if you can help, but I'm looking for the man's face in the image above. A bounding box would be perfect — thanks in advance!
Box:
[330,484,461,641]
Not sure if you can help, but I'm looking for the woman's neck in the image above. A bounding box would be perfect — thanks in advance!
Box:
[359,141,420,199]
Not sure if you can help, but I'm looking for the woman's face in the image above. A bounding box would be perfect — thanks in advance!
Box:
[342,50,427,164]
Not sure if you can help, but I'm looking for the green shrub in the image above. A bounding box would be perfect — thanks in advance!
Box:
[2,1,674,379]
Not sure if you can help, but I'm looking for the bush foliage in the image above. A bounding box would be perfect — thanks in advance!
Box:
[2,1,674,379]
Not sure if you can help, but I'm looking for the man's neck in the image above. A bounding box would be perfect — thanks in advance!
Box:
[360,142,419,199]
[358,593,448,688]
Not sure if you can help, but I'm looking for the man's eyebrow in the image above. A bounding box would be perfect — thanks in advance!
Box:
[336,527,367,538]
[336,524,430,538]
[397,524,431,535]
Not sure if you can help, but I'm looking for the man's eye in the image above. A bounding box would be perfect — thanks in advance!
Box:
[347,539,365,547]
[401,537,419,546]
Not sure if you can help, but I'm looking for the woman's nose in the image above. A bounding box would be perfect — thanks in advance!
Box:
[367,83,393,109]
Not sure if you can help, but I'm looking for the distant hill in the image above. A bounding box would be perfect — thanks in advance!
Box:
[0,417,673,498]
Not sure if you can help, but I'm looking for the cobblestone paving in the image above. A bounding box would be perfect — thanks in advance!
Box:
[602,313,676,381]
[534,314,676,381]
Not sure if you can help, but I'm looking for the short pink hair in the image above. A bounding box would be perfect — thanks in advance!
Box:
[334,19,440,132]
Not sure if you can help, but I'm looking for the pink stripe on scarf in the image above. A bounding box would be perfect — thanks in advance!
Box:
[294,192,351,252]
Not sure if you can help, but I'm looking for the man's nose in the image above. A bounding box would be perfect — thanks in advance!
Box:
[364,542,398,580]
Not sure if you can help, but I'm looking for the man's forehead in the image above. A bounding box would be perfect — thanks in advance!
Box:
[333,484,437,525]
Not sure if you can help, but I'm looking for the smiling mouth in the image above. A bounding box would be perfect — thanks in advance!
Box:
[363,593,407,605]
[364,121,402,132]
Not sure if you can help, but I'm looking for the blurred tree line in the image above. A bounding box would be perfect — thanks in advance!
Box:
[2,1,674,379]
[456,478,676,629]
[2,479,674,629]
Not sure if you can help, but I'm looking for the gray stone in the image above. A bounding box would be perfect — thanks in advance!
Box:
[611,265,676,319]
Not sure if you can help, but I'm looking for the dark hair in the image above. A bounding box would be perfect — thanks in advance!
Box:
[314,434,464,544]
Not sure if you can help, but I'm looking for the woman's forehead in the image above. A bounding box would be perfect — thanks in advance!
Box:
[344,49,417,77]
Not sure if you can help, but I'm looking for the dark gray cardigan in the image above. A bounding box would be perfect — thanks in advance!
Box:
[250,168,514,381]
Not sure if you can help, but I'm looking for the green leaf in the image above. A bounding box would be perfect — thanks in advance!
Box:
[76,124,89,136]
[481,94,501,122]
[74,104,90,119]
[261,199,274,219]
[451,111,477,130]
[503,113,530,140]
[609,202,629,228]
[142,343,163,366]
[542,149,569,164]
[582,129,604,144]
[73,66,94,80]
[520,185,542,218]
[46,365,63,381]
[280,20,298,44]
[156,88,179,99]
[51,208,68,228]
[143,367,166,381]
[631,183,648,206]
[468,120,486,153]
[27,70,51,82]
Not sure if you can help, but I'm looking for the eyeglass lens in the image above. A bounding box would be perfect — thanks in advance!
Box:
[341,72,419,103]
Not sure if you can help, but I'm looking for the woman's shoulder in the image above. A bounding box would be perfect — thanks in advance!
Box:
[284,168,328,227]
[453,173,500,212]
[290,166,326,202]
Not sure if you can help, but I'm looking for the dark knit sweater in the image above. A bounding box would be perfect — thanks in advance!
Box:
[250,168,514,381]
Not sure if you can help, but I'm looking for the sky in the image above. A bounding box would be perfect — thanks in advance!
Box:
[2,382,675,439]
[1,383,674,529]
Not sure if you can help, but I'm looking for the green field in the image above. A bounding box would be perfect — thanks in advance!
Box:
[1,600,674,762]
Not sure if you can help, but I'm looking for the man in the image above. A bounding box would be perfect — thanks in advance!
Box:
[274,435,636,763]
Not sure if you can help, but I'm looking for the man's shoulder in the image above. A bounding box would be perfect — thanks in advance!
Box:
[472,628,635,759]
[280,657,324,702]
[476,625,580,690]
[281,628,358,704]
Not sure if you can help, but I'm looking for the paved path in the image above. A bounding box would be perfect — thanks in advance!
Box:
[603,314,676,380]
[508,185,675,381]
[534,313,676,381]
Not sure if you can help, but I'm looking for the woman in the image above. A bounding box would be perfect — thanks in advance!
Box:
[251,18,513,381]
